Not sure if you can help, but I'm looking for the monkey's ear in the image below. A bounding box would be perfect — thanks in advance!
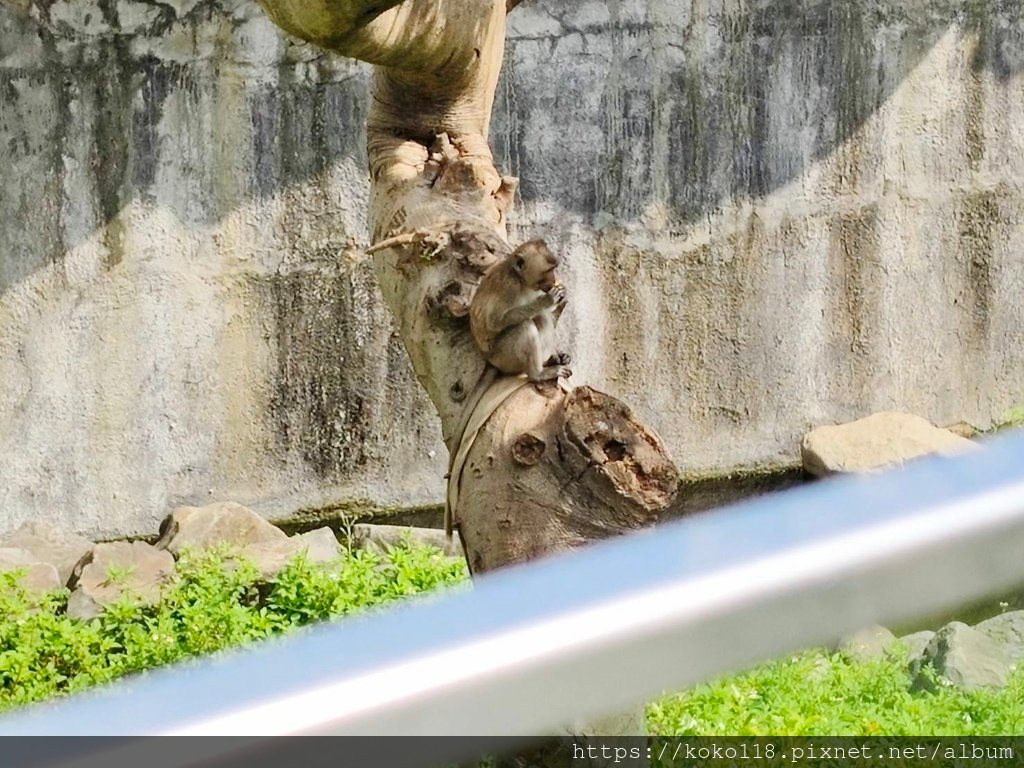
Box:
[512,255,525,274]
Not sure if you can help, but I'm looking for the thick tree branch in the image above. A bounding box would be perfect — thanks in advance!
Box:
[256,0,679,576]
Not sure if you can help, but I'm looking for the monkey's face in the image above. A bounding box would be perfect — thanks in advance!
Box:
[531,261,558,291]
[513,242,559,291]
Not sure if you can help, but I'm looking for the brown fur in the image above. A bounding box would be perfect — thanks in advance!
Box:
[445,240,571,536]
[469,239,569,380]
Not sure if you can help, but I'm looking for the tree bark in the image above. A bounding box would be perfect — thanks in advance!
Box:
[254,0,679,576]
[256,1,677,755]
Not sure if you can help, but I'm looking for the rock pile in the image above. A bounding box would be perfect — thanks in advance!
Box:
[839,615,1023,692]
[0,504,461,620]
[808,410,1018,691]
[804,410,1022,689]
[68,541,175,620]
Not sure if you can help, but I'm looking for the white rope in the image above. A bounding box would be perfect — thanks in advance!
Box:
[445,375,529,537]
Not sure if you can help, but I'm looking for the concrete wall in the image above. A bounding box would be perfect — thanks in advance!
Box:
[498,0,1024,471]
[1,0,1022,538]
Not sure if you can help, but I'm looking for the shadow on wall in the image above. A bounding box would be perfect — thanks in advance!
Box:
[0,0,432,498]
[2,0,1023,294]
[0,0,370,295]
[493,0,1024,225]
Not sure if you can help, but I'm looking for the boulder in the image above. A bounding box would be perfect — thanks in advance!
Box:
[294,526,342,562]
[801,411,977,477]
[898,630,936,661]
[155,502,286,556]
[351,524,464,559]
[838,625,896,663]
[910,622,1013,692]
[67,541,175,620]
[0,521,93,586]
[975,611,1024,662]
[0,547,61,596]
[240,527,342,580]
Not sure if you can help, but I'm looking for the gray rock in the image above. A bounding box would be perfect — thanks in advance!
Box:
[806,656,834,683]
[0,521,94,586]
[67,541,175,620]
[155,502,286,556]
[351,524,464,559]
[910,622,1013,692]
[897,630,935,661]
[239,538,304,581]
[975,611,1024,662]
[839,625,897,663]
[801,411,978,477]
[294,527,342,563]
[0,547,61,596]
[240,527,341,581]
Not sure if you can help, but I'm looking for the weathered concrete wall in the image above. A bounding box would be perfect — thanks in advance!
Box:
[496,0,1024,470]
[1,0,1022,537]
[0,0,433,538]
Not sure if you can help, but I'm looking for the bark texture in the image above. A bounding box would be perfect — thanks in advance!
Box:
[255,0,679,574]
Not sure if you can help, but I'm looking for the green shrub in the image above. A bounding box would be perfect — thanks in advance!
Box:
[646,647,1024,736]
[0,543,467,713]
[3,547,1022,735]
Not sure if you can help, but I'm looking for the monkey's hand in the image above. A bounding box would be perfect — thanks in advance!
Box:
[548,283,567,310]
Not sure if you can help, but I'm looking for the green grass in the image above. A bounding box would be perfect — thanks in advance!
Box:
[0,543,467,713]
[647,647,1024,736]
[2,545,1022,734]
[996,405,1024,431]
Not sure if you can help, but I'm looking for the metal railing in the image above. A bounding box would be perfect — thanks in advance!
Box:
[2,433,1024,765]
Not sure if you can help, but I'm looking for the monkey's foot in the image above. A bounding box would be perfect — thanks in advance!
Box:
[531,364,572,382]
[545,352,571,367]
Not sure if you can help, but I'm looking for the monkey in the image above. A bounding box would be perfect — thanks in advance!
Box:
[471,238,571,383]
[445,239,571,537]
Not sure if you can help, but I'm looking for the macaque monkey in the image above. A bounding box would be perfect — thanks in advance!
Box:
[470,238,571,383]
[446,239,571,536]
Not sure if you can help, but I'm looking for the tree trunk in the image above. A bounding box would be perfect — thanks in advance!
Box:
[254,4,677,746]
[255,0,679,574]
[256,0,678,754]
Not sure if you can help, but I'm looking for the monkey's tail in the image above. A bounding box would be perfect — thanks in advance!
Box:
[444,365,499,539]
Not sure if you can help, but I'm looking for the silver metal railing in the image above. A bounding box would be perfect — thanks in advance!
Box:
[2,433,1024,765]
